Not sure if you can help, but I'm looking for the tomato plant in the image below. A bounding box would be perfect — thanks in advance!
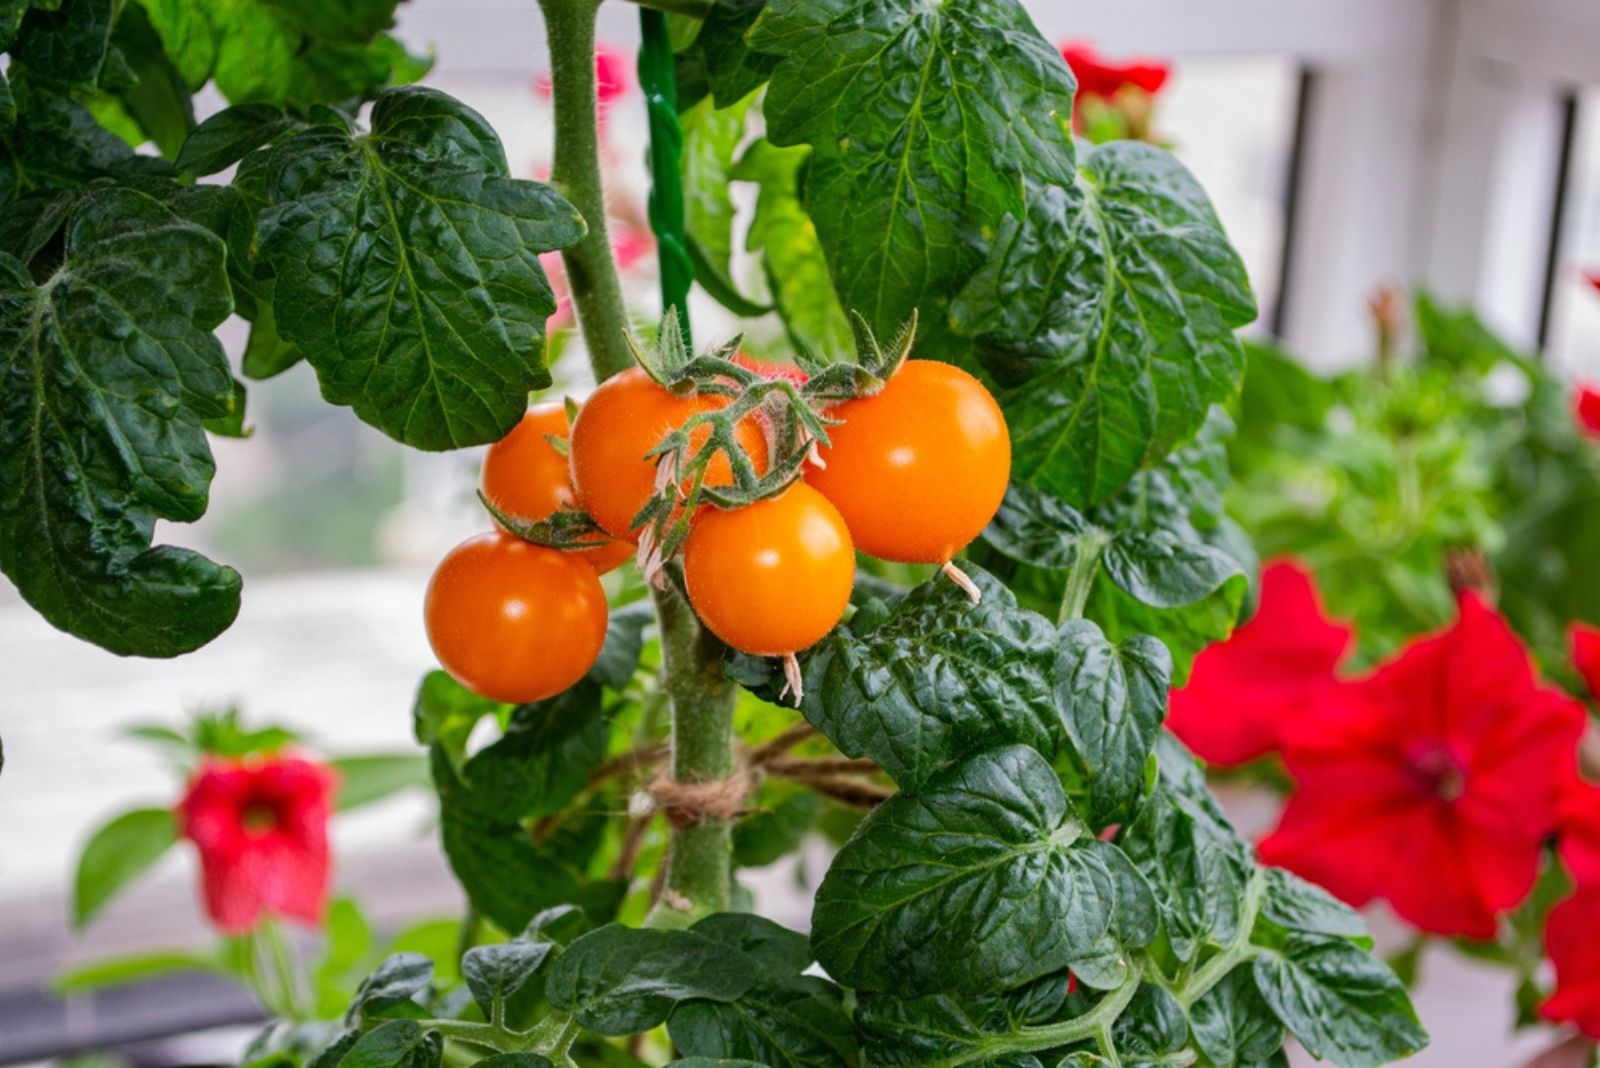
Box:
[5,0,1435,1065]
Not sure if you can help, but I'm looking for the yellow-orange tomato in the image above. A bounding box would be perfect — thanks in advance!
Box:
[481,403,632,574]
[683,483,854,656]
[808,359,1010,563]
[569,367,769,542]
[424,532,608,704]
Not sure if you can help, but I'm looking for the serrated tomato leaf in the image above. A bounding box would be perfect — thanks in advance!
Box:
[797,566,1058,790]
[1055,620,1171,826]
[952,144,1256,508]
[811,744,1155,996]
[668,914,857,1068]
[1188,966,1285,1068]
[0,187,241,656]
[177,102,296,176]
[255,86,583,449]
[547,924,760,1036]
[676,0,775,111]
[461,940,553,1019]
[750,0,1078,347]
[1251,937,1427,1068]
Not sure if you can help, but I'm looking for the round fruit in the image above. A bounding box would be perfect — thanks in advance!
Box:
[808,359,1010,563]
[481,403,632,574]
[683,482,854,657]
[569,367,769,542]
[425,531,608,704]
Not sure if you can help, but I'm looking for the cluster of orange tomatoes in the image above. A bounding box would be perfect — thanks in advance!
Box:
[424,358,1011,705]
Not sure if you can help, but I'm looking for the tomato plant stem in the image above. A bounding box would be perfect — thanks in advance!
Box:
[1058,530,1111,623]
[647,582,738,926]
[537,0,634,382]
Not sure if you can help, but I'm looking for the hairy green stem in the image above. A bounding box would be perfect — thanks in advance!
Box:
[645,581,739,927]
[1058,531,1111,623]
[537,0,634,381]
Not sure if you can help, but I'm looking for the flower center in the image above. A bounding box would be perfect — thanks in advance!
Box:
[241,801,280,833]
[1406,747,1467,802]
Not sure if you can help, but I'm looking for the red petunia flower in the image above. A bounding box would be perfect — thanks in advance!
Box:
[1561,782,1600,886]
[1059,41,1170,101]
[1259,592,1587,938]
[1584,270,1600,296]
[1541,888,1600,1040]
[176,755,338,934]
[1572,623,1600,699]
[1574,384,1600,439]
[1166,560,1354,766]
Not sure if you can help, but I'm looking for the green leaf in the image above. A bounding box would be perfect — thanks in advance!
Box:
[1111,984,1187,1059]
[750,0,1079,347]
[731,138,850,361]
[546,924,760,1036]
[256,86,583,449]
[459,680,607,819]
[432,749,625,934]
[412,669,502,774]
[589,599,653,691]
[1118,779,1249,965]
[1054,620,1171,826]
[54,949,222,994]
[472,1057,553,1068]
[797,566,1059,790]
[676,0,774,111]
[313,898,375,1017]
[668,914,856,1068]
[328,753,429,811]
[1256,867,1369,943]
[110,1,195,158]
[347,953,432,1020]
[1101,531,1243,610]
[0,187,241,656]
[983,483,1097,570]
[1251,937,1427,1068]
[141,0,295,101]
[1188,966,1285,1068]
[241,301,303,379]
[203,376,250,438]
[951,144,1256,508]
[853,966,1079,1067]
[681,93,761,314]
[11,0,114,93]
[732,789,821,867]
[811,744,1154,996]
[176,102,294,175]
[331,1020,441,1068]
[461,940,554,1019]
[0,86,172,206]
[73,807,177,927]
[261,0,399,44]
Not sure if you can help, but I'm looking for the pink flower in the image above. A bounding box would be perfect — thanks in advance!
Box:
[535,45,630,108]
[1166,560,1353,766]
[175,755,337,934]
[1575,385,1600,439]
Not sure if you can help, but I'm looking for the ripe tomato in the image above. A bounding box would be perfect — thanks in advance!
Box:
[808,359,1010,563]
[683,482,854,657]
[569,367,768,542]
[481,403,632,574]
[425,531,608,704]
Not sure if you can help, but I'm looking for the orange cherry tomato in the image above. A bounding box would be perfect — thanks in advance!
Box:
[481,403,632,574]
[683,482,854,656]
[808,359,1010,564]
[425,531,608,704]
[569,367,769,542]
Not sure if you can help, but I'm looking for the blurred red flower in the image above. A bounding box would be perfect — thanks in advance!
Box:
[1541,888,1600,1040]
[1060,41,1170,101]
[1575,384,1600,439]
[1585,270,1600,296]
[1573,623,1600,698]
[1561,782,1600,886]
[1259,592,1587,938]
[1166,560,1353,766]
[176,755,338,934]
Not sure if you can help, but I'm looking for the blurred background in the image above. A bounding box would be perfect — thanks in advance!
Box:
[2,0,1599,1064]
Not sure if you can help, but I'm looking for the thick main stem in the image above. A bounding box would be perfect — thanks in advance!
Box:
[540,0,737,927]
[648,581,738,925]
[537,0,634,381]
